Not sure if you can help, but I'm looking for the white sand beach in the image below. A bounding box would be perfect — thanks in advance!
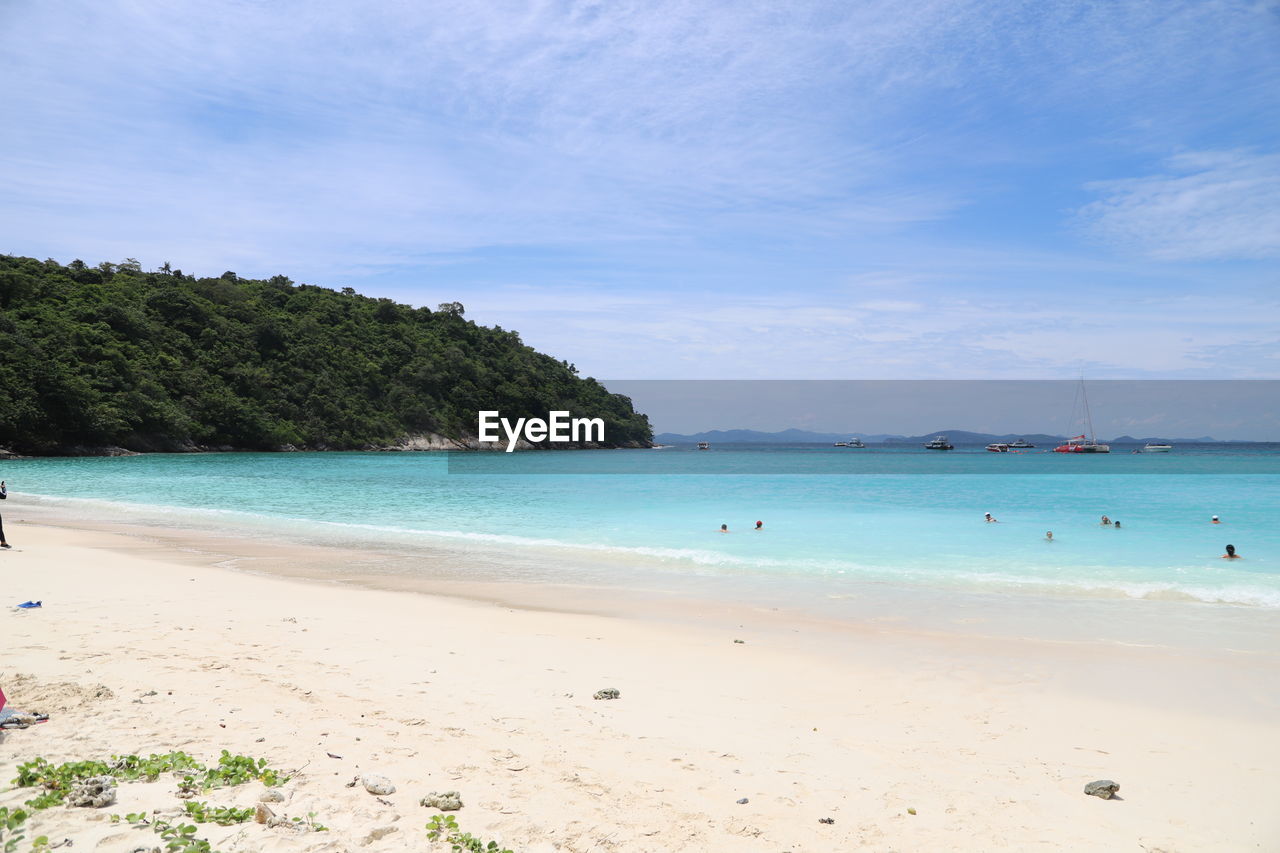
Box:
[3,516,1278,851]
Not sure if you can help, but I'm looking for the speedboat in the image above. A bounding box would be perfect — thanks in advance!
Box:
[1142,443,1172,452]
[986,443,1011,452]
[834,437,866,448]
[924,436,954,450]
[1010,439,1035,448]
[696,441,710,450]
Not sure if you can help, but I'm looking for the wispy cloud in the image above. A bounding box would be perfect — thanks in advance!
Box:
[1078,151,1280,260]
[1,1,1277,378]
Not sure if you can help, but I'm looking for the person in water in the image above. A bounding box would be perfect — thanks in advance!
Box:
[0,481,8,548]
[1222,544,1241,559]
[1212,515,1221,524]
[1045,531,1054,541]
[720,524,728,533]
[984,512,998,523]
[1100,515,1111,525]
[754,520,763,530]
[1113,520,1121,529]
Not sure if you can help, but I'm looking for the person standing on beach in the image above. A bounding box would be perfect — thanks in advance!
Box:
[0,480,8,549]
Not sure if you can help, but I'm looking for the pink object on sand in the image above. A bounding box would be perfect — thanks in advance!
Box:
[0,686,6,712]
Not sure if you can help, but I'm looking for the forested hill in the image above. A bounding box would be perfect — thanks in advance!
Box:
[0,255,651,454]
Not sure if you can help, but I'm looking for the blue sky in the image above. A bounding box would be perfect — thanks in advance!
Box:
[1,1,1277,380]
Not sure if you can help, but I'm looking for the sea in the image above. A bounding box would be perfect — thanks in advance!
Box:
[8,443,1279,643]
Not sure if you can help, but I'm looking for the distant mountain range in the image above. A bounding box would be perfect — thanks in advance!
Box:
[654,428,1230,445]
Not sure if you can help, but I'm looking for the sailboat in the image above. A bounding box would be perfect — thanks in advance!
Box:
[1053,379,1110,453]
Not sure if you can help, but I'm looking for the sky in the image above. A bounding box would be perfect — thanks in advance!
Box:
[607,381,1280,439]
[1,1,1278,381]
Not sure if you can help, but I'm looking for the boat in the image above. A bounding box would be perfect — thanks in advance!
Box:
[834,437,866,448]
[696,441,710,451]
[1010,438,1035,448]
[1055,435,1110,453]
[1142,443,1173,452]
[1053,380,1110,453]
[924,436,954,450]
[986,443,1011,452]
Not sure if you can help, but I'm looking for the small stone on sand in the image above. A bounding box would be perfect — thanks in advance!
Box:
[1084,779,1119,799]
[361,773,396,795]
[420,790,463,811]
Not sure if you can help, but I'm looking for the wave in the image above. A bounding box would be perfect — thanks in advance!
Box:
[23,492,1280,609]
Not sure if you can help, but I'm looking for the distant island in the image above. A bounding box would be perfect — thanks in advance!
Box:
[655,428,1231,445]
[0,255,652,455]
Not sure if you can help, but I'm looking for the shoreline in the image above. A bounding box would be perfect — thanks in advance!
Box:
[3,513,1279,850]
[12,494,1280,652]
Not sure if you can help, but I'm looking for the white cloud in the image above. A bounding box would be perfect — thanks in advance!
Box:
[1,1,1277,379]
[1078,151,1280,261]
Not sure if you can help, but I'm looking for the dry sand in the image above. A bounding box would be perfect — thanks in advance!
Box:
[2,518,1278,851]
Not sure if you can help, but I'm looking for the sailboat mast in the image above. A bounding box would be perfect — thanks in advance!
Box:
[1082,379,1095,444]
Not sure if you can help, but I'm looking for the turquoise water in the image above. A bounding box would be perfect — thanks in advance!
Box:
[6,444,1279,609]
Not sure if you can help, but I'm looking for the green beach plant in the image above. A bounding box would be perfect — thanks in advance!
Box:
[426,814,513,853]
[0,807,28,853]
[115,813,215,853]
[13,751,287,810]
[181,801,255,825]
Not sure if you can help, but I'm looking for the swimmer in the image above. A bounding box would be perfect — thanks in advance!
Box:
[984,512,998,523]
[720,524,728,533]
[1100,515,1111,526]
[1212,515,1221,524]
[1113,520,1121,529]
[754,520,763,530]
[1045,531,1054,542]
[1222,544,1241,559]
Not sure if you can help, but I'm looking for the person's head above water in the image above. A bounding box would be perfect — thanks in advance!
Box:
[1113,520,1121,528]
[1212,515,1220,523]
[1223,544,1238,558]
[720,524,728,532]
[1045,531,1053,540]
[754,520,763,529]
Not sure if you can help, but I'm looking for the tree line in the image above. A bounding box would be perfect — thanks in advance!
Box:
[0,255,651,454]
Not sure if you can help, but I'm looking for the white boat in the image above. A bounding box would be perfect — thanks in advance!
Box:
[834,437,866,448]
[986,443,1011,452]
[1142,443,1172,452]
[924,436,954,450]
[1054,380,1110,454]
[1010,438,1035,448]
[696,441,710,450]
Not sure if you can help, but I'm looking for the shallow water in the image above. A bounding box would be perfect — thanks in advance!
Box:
[7,444,1278,615]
